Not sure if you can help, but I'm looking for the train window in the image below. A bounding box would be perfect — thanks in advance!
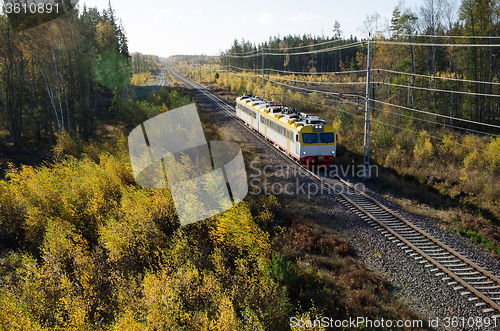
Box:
[253,111,257,119]
[302,133,319,144]
[320,133,335,143]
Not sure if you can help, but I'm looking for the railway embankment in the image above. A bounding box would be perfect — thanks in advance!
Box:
[174,70,500,330]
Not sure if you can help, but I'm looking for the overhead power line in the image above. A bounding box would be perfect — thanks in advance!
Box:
[270,92,366,119]
[376,40,500,47]
[394,33,500,39]
[266,77,362,99]
[371,119,500,157]
[265,42,362,56]
[269,38,344,51]
[225,42,362,58]
[228,69,260,77]
[370,104,500,137]
[228,64,260,73]
[378,69,500,86]
[268,74,366,86]
[269,68,368,75]
[226,52,262,59]
[371,99,500,131]
[224,38,349,56]
[379,81,500,98]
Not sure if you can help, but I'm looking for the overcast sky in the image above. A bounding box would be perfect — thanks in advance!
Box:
[80,0,428,57]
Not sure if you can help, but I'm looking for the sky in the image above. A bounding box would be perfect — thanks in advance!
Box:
[80,0,430,57]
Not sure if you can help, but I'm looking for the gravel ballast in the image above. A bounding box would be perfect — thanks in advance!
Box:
[185,81,500,331]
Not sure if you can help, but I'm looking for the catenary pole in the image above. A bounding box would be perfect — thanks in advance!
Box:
[363,34,372,179]
[262,48,265,99]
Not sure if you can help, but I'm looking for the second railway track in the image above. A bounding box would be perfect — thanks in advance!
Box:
[167,66,500,321]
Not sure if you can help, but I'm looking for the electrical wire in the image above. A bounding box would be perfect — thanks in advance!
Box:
[227,49,260,56]
[267,74,367,86]
[225,67,363,98]
[266,77,362,99]
[376,40,500,47]
[226,52,262,59]
[379,81,500,98]
[394,33,500,39]
[225,42,362,58]
[223,37,349,55]
[185,62,500,136]
[265,42,363,56]
[267,38,344,51]
[228,69,261,77]
[371,119,500,157]
[228,64,261,73]
[371,99,500,130]
[370,104,500,137]
[269,68,368,75]
[270,92,366,119]
[377,68,500,86]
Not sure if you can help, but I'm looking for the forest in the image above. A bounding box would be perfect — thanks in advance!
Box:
[216,0,500,133]
[4,0,500,329]
[170,0,500,256]
[0,2,429,330]
[0,1,130,148]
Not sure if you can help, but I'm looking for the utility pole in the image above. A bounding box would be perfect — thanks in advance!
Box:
[262,48,265,99]
[226,53,229,100]
[363,34,372,179]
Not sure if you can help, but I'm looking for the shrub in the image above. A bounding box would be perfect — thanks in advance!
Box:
[463,149,487,169]
[266,253,296,284]
[290,221,351,256]
[487,136,500,173]
[0,290,44,331]
[413,130,433,161]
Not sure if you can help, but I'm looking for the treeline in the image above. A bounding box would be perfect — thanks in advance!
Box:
[225,33,359,74]
[130,53,162,85]
[0,2,131,148]
[131,53,160,75]
[218,0,500,135]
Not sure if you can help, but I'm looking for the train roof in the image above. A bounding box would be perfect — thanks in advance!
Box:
[236,95,328,128]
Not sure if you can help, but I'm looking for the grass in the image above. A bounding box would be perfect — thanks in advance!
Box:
[333,148,500,257]
[457,229,500,255]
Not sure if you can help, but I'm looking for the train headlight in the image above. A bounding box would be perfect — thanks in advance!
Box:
[303,152,306,155]
[331,151,335,154]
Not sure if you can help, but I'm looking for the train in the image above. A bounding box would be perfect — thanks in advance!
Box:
[235,95,337,166]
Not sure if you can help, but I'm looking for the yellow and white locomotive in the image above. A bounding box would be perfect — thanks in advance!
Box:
[235,95,337,166]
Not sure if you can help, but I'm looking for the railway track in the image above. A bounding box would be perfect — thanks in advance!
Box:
[166,66,500,320]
